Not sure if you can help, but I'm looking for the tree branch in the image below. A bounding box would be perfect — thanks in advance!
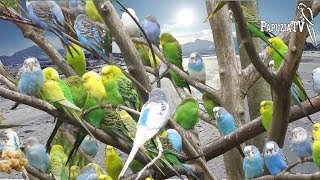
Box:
[0,74,17,91]
[24,165,53,180]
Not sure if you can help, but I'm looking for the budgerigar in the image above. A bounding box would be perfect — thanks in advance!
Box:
[213,107,244,157]
[66,76,88,108]
[11,57,44,110]
[26,1,76,55]
[50,145,68,180]
[291,127,312,160]
[65,43,86,76]
[148,49,161,68]
[70,165,80,180]
[166,129,182,152]
[40,67,94,151]
[202,93,216,120]
[76,163,104,180]
[160,33,191,93]
[105,145,123,180]
[74,14,110,63]
[68,0,86,15]
[173,96,199,129]
[121,8,140,37]
[118,88,170,178]
[85,0,104,23]
[101,65,140,110]
[142,15,161,47]
[82,71,108,104]
[312,123,320,168]
[0,128,20,153]
[312,67,320,95]
[260,100,273,131]
[242,145,264,179]
[24,137,50,172]
[264,141,287,175]
[188,52,206,84]
[80,135,98,157]
[134,43,151,66]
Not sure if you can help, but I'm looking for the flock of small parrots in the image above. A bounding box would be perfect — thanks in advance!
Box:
[0,0,320,179]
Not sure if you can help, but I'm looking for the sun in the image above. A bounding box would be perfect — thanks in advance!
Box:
[177,8,194,26]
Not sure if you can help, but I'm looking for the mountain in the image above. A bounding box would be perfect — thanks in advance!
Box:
[181,38,239,56]
[305,42,319,51]
[0,45,65,66]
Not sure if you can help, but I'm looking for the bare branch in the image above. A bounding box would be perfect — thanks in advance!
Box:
[283,156,313,172]
[24,165,53,180]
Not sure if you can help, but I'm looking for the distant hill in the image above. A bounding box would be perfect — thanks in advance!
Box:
[181,38,239,56]
[305,42,319,51]
[0,45,65,66]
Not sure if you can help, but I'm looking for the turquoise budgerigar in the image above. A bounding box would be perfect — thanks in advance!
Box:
[242,145,264,179]
[213,107,244,157]
[80,135,98,157]
[264,141,287,175]
[24,137,50,172]
[26,1,76,55]
[121,8,140,37]
[188,52,206,84]
[118,88,170,178]
[291,127,312,161]
[11,57,44,110]
[74,14,110,63]
[0,128,20,153]
[142,15,161,48]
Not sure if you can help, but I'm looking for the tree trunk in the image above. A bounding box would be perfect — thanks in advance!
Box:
[236,1,271,150]
[206,0,244,179]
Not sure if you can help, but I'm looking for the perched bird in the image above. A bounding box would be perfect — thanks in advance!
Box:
[148,49,161,68]
[74,14,110,63]
[213,107,244,157]
[134,43,151,66]
[68,0,86,15]
[291,127,312,160]
[101,65,140,110]
[173,96,199,129]
[0,128,20,153]
[188,52,206,84]
[260,100,273,131]
[264,141,287,175]
[40,67,94,151]
[142,15,161,47]
[312,123,320,168]
[77,163,107,180]
[50,145,68,180]
[66,76,88,108]
[118,88,170,178]
[85,0,104,23]
[82,71,108,104]
[202,93,216,120]
[121,8,140,37]
[65,43,86,76]
[11,57,44,110]
[242,145,264,179]
[26,1,76,55]
[160,33,191,93]
[24,137,50,173]
[70,165,80,180]
[312,67,320,95]
[80,135,98,157]
[166,129,182,152]
[105,145,123,180]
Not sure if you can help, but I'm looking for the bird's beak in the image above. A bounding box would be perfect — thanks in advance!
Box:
[28,63,34,72]
[292,131,298,139]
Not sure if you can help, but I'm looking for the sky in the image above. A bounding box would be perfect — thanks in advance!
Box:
[0,0,319,56]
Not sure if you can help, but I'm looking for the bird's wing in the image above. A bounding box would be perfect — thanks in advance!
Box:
[142,101,169,130]
[117,76,140,110]
[75,16,103,48]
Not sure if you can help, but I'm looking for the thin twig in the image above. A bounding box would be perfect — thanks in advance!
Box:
[283,156,313,172]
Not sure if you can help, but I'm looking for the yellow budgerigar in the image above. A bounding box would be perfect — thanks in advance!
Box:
[85,0,104,23]
[105,145,123,180]
[49,145,68,180]
[312,123,320,168]
[82,71,108,104]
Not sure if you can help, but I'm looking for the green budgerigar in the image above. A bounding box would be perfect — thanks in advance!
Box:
[312,123,320,168]
[85,0,104,23]
[260,100,273,131]
[105,145,123,180]
[101,65,140,110]
[49,145,68,180]
[134,43,151,67]
[202,93,216,120]
[174,96,199,129]
[65,43,86,76]
[160,33,191,93]
[66,76,88,108]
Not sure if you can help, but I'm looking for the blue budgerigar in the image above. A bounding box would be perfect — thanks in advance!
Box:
[142,15,161,48]
[24,137,50,172]
[74,14,110,63]
[242,145,264,179]
[264,141,287,175]
[291,127,312,160]
[213,106,244,157]
[80,135,98,157]
[166,129,182,152]
[118,88,170,178]
[188,52,206,84]
[11,57,44,110]
[0,128,20,153]
[26,0,76,54]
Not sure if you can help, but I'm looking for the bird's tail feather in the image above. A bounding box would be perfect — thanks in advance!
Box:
[69,110,95,138]
[291,87,314,124]
[169,154,199,180]
[66,132,85,165]
[162,158,184,180]
[46,118,63,152]
[10,102,19,110]
[236,145,245,158]
[118,144,140,178]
